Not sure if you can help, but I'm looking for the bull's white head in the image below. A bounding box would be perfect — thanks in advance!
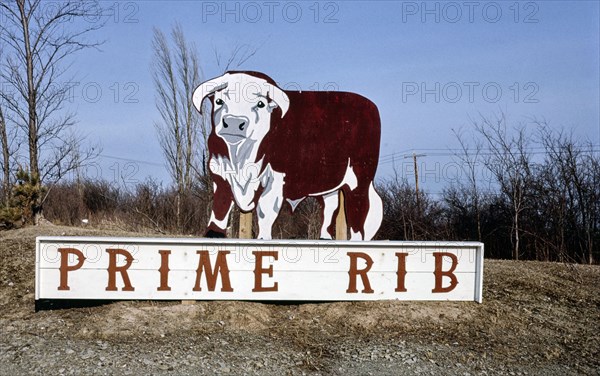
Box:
[192,72,289,146]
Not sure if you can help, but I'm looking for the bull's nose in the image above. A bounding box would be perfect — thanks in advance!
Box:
[222,116,248,132]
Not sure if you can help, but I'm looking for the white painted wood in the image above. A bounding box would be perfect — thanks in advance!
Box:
[36,237,484,303]
[37,269,477,301]
[475,243,485,303]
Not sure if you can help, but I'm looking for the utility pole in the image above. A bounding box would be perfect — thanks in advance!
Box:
[405,153,426,211]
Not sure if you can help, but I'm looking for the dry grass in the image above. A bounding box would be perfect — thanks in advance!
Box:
[1,225,599,374]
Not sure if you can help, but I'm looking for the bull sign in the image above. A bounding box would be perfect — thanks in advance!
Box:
[192,71,383,240]
[35,73,486,306]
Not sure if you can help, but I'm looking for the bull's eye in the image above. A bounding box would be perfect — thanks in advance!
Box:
[256,100,265,108]
[215,98,224,105]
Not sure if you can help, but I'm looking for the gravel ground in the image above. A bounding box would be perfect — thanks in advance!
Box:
[1,225,599,375]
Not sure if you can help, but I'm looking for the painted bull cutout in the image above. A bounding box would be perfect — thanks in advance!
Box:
[193,71,383,240]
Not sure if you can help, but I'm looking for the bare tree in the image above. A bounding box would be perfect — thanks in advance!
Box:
[474,113,532,260]
[587,151,600,264]
[0,0,104,222]
[451,127,485,241]
[152,24,204,230]
[0,41,13,207]
[213,43,260,72]
[0,104,10,206]
[152,26,262,233]
[538,124,597,264]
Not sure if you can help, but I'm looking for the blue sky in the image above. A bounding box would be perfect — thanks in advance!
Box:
[64,0,599,194]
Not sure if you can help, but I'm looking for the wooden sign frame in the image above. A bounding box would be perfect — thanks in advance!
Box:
[35,237,484,303]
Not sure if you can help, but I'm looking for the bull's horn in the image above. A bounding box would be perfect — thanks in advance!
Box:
[265,83,290,118]
[192,73,230,113]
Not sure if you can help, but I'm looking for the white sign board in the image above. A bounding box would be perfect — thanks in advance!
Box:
[35,237,484,303]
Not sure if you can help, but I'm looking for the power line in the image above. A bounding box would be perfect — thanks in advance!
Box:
[378,149,413,162]
[380,145,600,156]
[378,147,600,166]
[97,143,600,171]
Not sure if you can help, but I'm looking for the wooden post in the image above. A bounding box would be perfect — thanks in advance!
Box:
[239,212,253,239]
[190,210,251,304]
[184,211,252,305]
[405,153,426,213]
[336,191,347,240]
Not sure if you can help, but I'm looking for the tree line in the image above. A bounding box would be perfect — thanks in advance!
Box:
[379,115,599,265]
[22,111,599,265]
[145,24,599,264]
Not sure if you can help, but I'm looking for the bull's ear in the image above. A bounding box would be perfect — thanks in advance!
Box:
[192,74,230,113]
[266,84,289,118]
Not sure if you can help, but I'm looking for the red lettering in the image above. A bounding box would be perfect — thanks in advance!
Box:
[395,252,408,292]
[432,252,459,293]
[346,252,374,293]
[252,251,278,292]
[157,250,171,291]
[193,251,234,292]
[58,248,86,291]
[106,249,135,291]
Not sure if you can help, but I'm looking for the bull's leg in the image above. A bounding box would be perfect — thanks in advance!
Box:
[318,191,339,239]
[256,172,285,240]
[343,181,383,241]
[363,182,383,240]
[206,176,234,238]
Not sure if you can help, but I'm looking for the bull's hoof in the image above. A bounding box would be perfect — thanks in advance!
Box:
[205,230,226,238]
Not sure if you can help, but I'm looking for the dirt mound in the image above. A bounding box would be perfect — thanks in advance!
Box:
[1,225,599,375]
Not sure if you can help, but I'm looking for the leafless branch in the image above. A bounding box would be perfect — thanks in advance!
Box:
[0,0,106,221]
